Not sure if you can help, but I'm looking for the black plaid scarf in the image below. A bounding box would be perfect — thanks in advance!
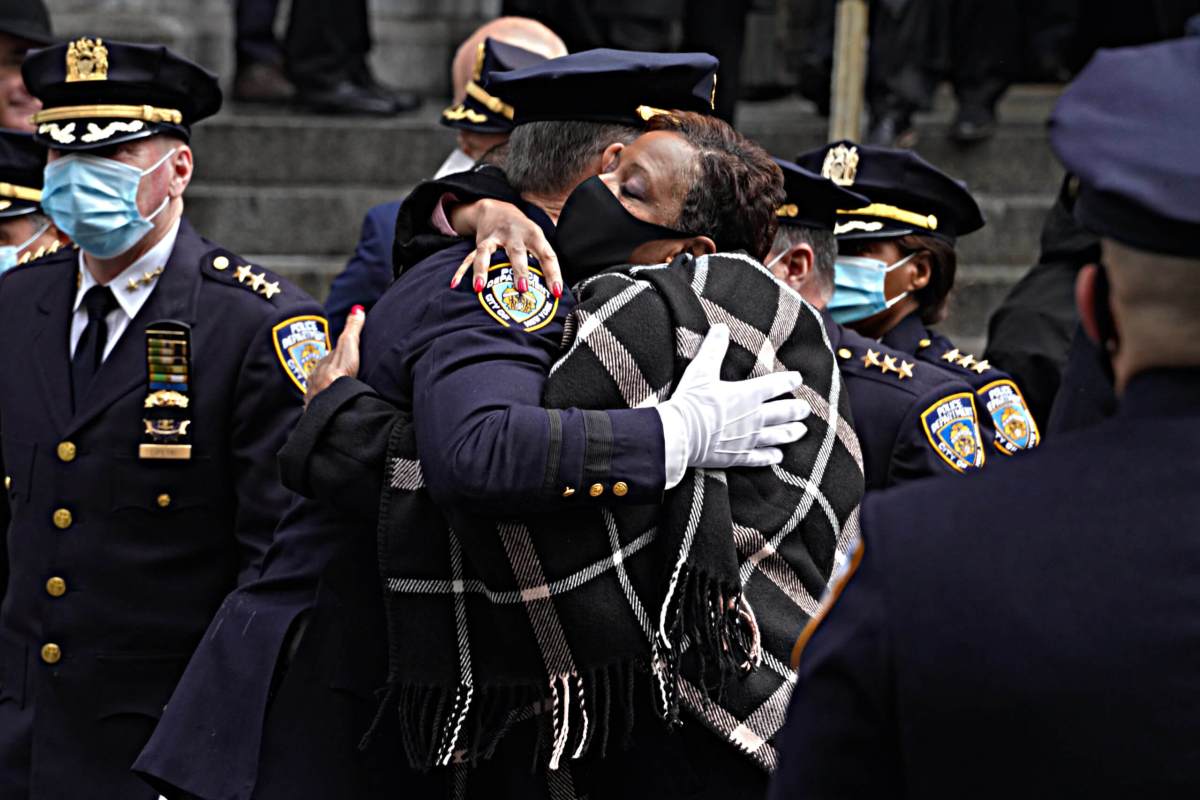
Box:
[370,252,864,777]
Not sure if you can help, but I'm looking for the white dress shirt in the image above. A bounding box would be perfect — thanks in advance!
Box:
[69,219,181,361]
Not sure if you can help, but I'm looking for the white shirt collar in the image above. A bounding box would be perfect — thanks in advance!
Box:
[73,218,182,319]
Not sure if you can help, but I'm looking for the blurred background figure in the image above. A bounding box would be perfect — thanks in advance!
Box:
[233,0,420,115]
[500,0,756,122]
[0,0,53,131]
[0,129,66,271]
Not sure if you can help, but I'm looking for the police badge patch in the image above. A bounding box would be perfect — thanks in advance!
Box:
[979,379,1040,454]
[477,262,558,332]
[921,392,986,473]
[272,315,331,393]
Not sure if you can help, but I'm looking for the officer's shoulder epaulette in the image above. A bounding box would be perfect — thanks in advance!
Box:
[835,340,926,394]
[199,248,302,307]
[12,239,77,269]
[916,337,999,378]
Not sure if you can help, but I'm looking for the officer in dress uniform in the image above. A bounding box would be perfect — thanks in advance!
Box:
[771,36,1200,797]
[0,39,327,799]
[135,50,755,800]
[765,158,987,487]
[796,141,1041,461]
[0,129,67,272]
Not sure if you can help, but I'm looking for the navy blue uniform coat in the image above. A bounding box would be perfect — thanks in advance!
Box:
[0,220,323,799]
[771,368,1200,798]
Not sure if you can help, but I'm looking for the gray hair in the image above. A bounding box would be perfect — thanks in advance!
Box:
[504,120,638,197]
[770,224,838,303]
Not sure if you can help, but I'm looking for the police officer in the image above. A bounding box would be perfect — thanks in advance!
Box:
[796,141,1041,461]
[0,38,326,798]
[765,158,988,487]
[0,129,67,271]
[772,35,1200,797]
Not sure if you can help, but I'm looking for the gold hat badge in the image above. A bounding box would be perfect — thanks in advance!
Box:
[66,38,109,82]
[821,144,859,186]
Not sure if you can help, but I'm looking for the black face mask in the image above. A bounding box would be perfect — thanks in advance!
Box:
[553,175,695,286]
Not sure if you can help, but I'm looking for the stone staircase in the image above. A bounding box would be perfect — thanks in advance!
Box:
[42,1,1064,353]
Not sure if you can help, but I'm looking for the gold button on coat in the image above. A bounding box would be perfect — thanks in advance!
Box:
[56,441,76,462]
[613,481,629,497]
[562,487,575,497]
[40,643,61,664]
[46,577,66,597]
[52,509,72,529]
[212,255,230,270]
[589,483,604,497]
[3,476,9,491]
[157,493,172,508]
[837,348,852,360]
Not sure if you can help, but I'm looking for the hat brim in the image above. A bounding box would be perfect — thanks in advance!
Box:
[32,117,188,151]
[0,22,54,46]
[0,199,41,219]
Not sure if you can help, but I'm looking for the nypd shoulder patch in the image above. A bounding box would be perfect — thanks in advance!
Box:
[272,315,330,393]
[920,392,986,473]
[477,262,558,333]
[979,379,1040,454]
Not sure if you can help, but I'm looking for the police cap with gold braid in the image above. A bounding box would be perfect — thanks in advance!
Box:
[772,156,868,231]
[22,38,222,151]
[794,140,984,243]
[441,37,548,135]
[487,48,719,127]
[0,130,45,219]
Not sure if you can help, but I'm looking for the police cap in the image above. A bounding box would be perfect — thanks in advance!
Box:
[22,37,222,151]
[441,38,548,134]
[794,140,984,243]
[772,157,868,231]
[0,130,45,219]
[0,0,53,45]
[487,49,719,127]
[1049,37,1200,258]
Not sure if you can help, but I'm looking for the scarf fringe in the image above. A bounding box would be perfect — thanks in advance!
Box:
[653,566,761,724]
[360,660,646,771]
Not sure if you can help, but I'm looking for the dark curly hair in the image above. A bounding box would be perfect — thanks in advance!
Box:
[646,111,784,261]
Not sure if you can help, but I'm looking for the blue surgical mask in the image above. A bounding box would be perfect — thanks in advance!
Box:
[828,253,915,324]
[41,147,176,259]
[0,221,51,273]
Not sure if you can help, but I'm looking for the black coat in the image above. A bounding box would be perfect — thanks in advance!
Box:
[771,368,1200,799]
[0,219,324,799]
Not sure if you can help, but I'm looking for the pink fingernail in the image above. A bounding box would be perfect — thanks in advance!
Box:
[350,304,365,316]
[551,282,563,298]
[517,277,529,293]
[473,276,485,293]
[449,276,460,288]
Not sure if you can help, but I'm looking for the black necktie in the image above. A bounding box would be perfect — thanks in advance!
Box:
[71,284,118,411]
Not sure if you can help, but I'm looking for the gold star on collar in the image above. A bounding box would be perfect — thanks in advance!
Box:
[957,353,977,370]
[881,354,899,375]
[862,348,883,368]
[260,279,281,299]
[234,264,254,283]
[248,271,266,292]
[941,348,961,363]
[898,360,915,380]
[971,359,991,374]
[126,277,140,292]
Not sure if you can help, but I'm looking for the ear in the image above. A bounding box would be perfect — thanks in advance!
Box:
[51,224,71,245]
[169,144,194,198]
[681,235,717,258]
[906,251,932,291]
[1076,263,1103,344]
[599,142,624,174]
[776,243,815,291]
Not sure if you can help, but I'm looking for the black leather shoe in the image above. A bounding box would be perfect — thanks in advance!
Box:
[297,80,398,116]
[950,104,996,144]
[867,112,917,148]
[233,62,295,104]
[356,73,421,113]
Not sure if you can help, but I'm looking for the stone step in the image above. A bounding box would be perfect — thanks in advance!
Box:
[192,97,1064,196]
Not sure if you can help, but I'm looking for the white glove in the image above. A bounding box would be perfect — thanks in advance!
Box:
[656,324,811,489]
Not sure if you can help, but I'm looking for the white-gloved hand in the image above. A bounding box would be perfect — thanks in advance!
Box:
[656,324,811,489]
